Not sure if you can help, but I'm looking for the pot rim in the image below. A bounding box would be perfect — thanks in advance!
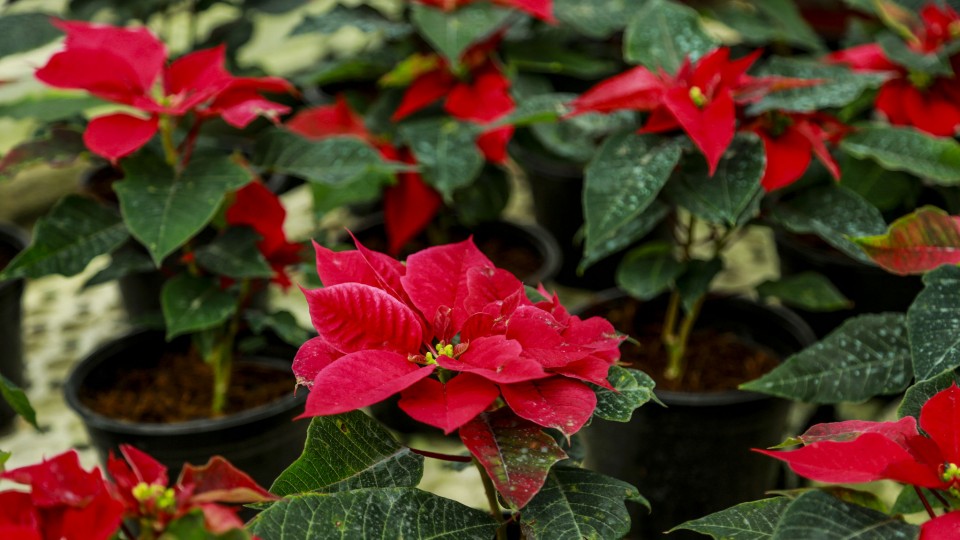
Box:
[0,222,29,293]
[64,329,306,436]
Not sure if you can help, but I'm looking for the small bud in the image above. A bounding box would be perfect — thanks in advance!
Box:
[688,86,708,108]
[907,70,933,89]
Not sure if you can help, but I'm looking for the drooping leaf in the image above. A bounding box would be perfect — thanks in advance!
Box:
[410,3,512,64]
[161,274,239,340]
[623,0,716,73]
[908,265,960,381]
[554,0,629,39]
[398,118,483,201]
[672,497,790,539]
[750,58,888,114]
[677,258,723,312]
[591,366,657,422]
[245,310,311,348]
[0,127,86,180]
[665,134,766,227]
[840,124,960,186]
[270,411,423,497]
[770,491,917,539]
[292,5,412,40]
[1,195,128,280]
[116,153,252,265]
[253,130,403,185]
[852,206,960,276]
[615,241,684,301]
[898,369,960,419]
[583,134,681,266]
[741,313,911,404]
[0,374,38,430]
[757,272,853,312]
[460,409,567,509]
[0,13,61,56]
[193,228,274,279]
[579,201,669,273]
[772,185,887,263]
[520,468,645,540]
[248,489,498,539]
[82,246,156,289]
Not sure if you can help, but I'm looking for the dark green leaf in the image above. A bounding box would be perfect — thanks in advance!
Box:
[592,366,657,422]
[710,1,823,52]
[159,510,251,539]
[530,110,636,163]
[292,6,412,40]
[0,13,61,56]
[0,374,38,430]
[410,3,511,64]
[245,310,311,348]
[757,272,853,312]
[741,313,911,404]
[839,156,919,213]
[0,94,105,122]
[1,195,128,280]
[295,48,406,86]
[248,489,499,539]
[616,241,684,301]
[769,487,887,513]
[398,118,483,200]
[771,491,917,539]
[491,93,572,128]
[750,58,888,114]
[82,246,156,289]
[311,172,392,217]
[672,497,790,539]
[451,167,509,226]
[840,124,960,185]
[554,0,629,39]
[521,468,645,540]
[270,411,423,496]
[253,130,402,185]
[665,135,765,227]
[116,153,251,265]
[878,30,953,76]
[579,201,669,273]
[505,43,619,79]
[0,127,86,180]
[677,258,723,312]
[908,265,960,381]
[623,0,716,73]
[891,485,960,515]
[161,274,238,340]
[194,228,273,279]
[898,368,960,419]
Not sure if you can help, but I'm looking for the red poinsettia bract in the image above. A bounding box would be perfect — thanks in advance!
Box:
[286,98,442,255]
[827,4,960,136]
[225,181,303,288]
[413,0,554,23]
[293,237,622,439]
[35,20,294,160]
[744,111,848,192]
[0,450,124,540]
[759,384,960,538]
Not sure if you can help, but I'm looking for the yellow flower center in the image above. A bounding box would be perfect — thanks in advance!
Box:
[689,86,708,108]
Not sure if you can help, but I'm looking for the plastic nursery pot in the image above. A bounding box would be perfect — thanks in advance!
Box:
[64,329,308,488]
[0,222,29,432]
[774,230,923,338]
[580,293,815,540]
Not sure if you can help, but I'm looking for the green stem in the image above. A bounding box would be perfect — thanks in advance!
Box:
[159,115,178,167]
[915,486,937,519]
[211,280,250,416]
[664,295,705,381]
[475,459,506,539]
[660,289,681,350]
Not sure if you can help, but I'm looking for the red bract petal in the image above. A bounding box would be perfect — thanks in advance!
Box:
[350,232,409,298]
[54,490,125,540]
[569,66,666,114]
[919,383,960,466]
[875,79,916,126]
[164,46,232,112]
[302,283,424,354]
[1,451,104,508]
[477,125,513,163]
[0,491,40,530]
[83,113,158,161]
[550,356,615,388]
[795,119,842,181]
[463,266,526,316]
[398,374,500,433]
[209,88,291,128]
[392,69,457,121]
[197,503,245,534]
[504,0,555,22]
[35,49,154,106]
[301,351,435,417]
[226,181,289,256]
[445,64,514,123]
[501,377,596,437]
[286,97,371,141]
[661,86,735,175]
[921,511,960,540]
[642,105,682,133]
[903,82,960,137]
[853,207,960,275]
[0,526,41,540]
[311,241,384,289]
[383,172,442,256]
[756,125,813,192]
[438,335,547,383]
[402,238,494,330]
[292,336,342,387]
[505,308,574,368]
[178,456,276,504]
[118,444,168,487]
[798,417,920,446]
[826,43,900,72]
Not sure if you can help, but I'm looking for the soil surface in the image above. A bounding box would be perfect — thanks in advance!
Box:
[598,298,781,393]
[80,351,294,423]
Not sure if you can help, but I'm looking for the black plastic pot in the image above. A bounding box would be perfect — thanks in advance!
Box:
[64,330,308,488]
[775,230,923,337]
[581,294,815,539]
[0,223,28,432]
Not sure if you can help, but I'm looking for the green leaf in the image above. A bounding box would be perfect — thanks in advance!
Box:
[160,510,251,539]
[672,497,790,539]
[891,485,960,515]
[851,206,960,276]
[878,30,953,76]
[1,195,128,280]
[248,489,499,539]
[270,411,423,497]
[0,94,106,122]
[505,44,619,80]
[898,368,960,419]
[161,274,238,340]
[579,201,669,273]
[741,313,911,404]
[583,134,681,265]
[616,241,684,301]
[253,131,402,185]
[771,491,917,539]
[311,172,391,216]
[592,366,657,422]
[750,58,888,114]
[768,487,887,514]
[0,13,61,56]
[553,0,629,39]
[839,156,919,213]
[840,124,960,185]
[292,6,412,40]
[757,272,853,312]
[677,258,723,312]
[521,468,645,540]
[0,127,86,181]
[0,450,10,470]
[116,153,251,265]
[194,228,273,279]
[410,3,511,64]
[530,110,637,163]
[908,265,960,381]
[491,93,572,128]
[710,0,824,52]
[0,374,38,430]
[82,246,156,289]
[664,135,765,227]
[245,310,311,348]
[398,118,483,201]
[296,48,406,86]
[623,0,716,73]
[772,185,887,263]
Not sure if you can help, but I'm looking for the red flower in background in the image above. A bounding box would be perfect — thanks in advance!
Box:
[412,0,554,23]
[225,181,303,288]
[744,112,849,192]
[827,4,960,136]
[35,20,294,160]
[286,98,442,255]
[293,237,622,438]
[0,451,124,540]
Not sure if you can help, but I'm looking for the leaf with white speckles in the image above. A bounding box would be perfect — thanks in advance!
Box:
[411,3,511,64]
[253,130,405,185]
[615,241,685,301]
[757,272,852,312]
[623,0,716,73]
[672,497,790,539]
[749,58,887,114]
[841,124,960,186]
[554,0,629,39]
[898,368,960,419]
[770,491,917,539]
[908,265,960,381]
[592,366,657,422]
[398,118,484,201]
[741,313,911,403]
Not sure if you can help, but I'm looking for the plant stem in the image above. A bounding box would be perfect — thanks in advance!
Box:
[159,115,178,167]
[474,459,506,539]
[665,295,705,380]
[931,489,952,510]
[210,280,250,416]
[915,486,937,519]
[408,448,472,462]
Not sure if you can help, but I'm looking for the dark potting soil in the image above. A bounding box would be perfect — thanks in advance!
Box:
[79,351,294,423]
[601,298,781,393]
